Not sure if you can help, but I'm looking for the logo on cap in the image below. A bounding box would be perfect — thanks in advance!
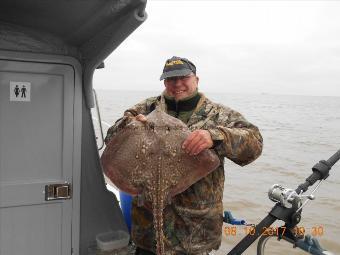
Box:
[165,59,184,66]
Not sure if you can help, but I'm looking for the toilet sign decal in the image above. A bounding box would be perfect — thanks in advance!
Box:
[10,81,31,102]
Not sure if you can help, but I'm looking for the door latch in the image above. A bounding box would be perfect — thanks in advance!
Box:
[45,183,71,201]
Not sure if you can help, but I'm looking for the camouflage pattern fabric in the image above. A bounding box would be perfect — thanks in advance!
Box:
[104,92,263,255]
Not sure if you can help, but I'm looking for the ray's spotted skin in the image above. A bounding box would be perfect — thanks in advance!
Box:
[101,108,220,255]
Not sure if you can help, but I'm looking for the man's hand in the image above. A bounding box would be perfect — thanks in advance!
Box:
[182,130,213,156]
[135,114,147,122]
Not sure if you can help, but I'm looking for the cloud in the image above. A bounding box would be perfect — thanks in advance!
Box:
[94,1,340,96]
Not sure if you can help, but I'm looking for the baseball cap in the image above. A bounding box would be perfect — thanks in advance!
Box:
[160,56,196,81]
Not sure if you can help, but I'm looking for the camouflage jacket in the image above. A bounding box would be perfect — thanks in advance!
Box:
[104,92,263,255]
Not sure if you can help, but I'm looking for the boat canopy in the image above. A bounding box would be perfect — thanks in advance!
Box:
[0,0,147,107]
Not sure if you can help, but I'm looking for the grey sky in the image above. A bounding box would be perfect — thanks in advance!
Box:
[94,1,340,96]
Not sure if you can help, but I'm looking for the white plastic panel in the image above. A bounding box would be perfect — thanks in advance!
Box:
[0,72,63,182]
[0,59,74,255]
[0,203,62,255]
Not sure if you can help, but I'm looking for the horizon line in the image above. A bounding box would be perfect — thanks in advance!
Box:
[93,88,340,98]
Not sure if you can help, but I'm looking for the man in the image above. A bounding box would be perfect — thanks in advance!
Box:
[105,56,263,255]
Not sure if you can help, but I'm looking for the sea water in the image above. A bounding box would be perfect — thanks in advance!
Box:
[94,89,340,255]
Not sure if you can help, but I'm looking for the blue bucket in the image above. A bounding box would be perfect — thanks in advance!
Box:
[119,191,132,233]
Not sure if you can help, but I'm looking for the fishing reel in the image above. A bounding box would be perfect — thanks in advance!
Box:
[268,184,302,209]
[268,183,317,210]
[268,184,305,226]
[268,183,318,209]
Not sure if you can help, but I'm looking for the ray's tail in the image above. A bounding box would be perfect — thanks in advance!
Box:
[153,205,165,255]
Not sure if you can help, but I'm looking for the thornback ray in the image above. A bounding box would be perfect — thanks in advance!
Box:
[101,107,220,255]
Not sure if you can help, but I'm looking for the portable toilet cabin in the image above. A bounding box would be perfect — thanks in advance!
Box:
[0,1,147,254]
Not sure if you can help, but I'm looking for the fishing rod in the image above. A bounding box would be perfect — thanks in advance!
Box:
[226,149,340,255]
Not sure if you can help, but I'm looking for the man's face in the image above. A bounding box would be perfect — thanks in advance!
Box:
[164,74,199,100]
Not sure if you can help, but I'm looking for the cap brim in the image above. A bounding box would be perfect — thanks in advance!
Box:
[160,69,192,80]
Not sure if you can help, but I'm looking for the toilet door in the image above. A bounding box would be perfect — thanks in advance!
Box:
[0,60,74,255]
